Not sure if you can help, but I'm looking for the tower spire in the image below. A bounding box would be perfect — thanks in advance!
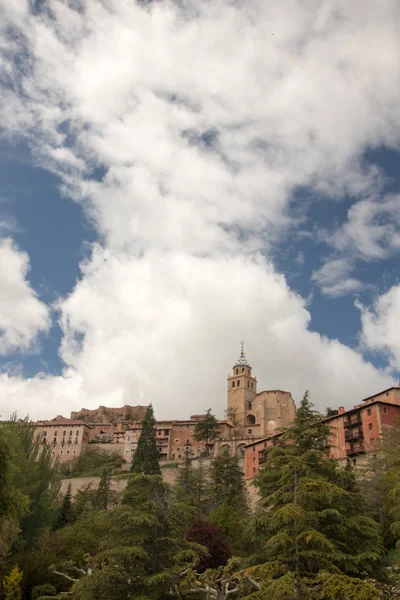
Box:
[233,341,251,368]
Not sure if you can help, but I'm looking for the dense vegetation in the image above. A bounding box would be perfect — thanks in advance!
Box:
[1,395,400,599]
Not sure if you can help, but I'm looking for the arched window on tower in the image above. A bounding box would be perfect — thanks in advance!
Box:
[237,380,240,387]
[247,414,256,425]
[236,369,238,375]
[242,368,245,373]
[247,381,250,387]
[232,381,235,388]
[251,382,253,389]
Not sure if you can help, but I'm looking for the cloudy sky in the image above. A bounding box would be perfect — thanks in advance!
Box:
[1,0,400,421]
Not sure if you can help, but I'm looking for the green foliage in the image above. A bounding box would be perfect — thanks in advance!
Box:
[130,405,161,475]
[62,447,124,478]
[69,475,199,599]
[53,484,73,530]
[0,430,11,524]
[210,450,246,508]
[3,566,23,600]
[251,392,383,596]
[94,468,111,510]
[1,419,59,548]
[193,409,219,456]
[31,583,57,599]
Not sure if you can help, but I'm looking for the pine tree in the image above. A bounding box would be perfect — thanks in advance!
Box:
[54,483,73,530]
[3,566,23,600]
[194,409,220,457]
[0,430,11,523]
[130,404,161,475]
[72,474,199,600]
[250,391,383,599]
[95,468,111,510]
[210,450,246,508]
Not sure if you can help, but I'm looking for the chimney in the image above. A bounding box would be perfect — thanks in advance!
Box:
[338,406,345,415]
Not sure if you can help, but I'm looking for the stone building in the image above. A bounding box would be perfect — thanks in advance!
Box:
[227,344,296,438]
[34,345,296,465]
[244,385,400,479]
[34,416,91,463]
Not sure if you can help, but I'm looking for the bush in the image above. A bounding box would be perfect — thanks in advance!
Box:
[60,448,125,478]
[31,583,57,599]
[185,518,231,572]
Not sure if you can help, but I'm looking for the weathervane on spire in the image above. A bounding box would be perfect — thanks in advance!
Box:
[233,341,251,368]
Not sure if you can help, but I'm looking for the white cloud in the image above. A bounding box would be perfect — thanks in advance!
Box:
[0,248,395,420]
[358,285,400,372]
[313,194,400,296]
[0,0,399,419]
[0,238,50,355]
[312,258,366,297]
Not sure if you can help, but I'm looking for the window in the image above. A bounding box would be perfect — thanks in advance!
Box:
[251,382,253,389]
[54,431,57,436]
[383,406,388,415]
[43,431,47,437]
[53,438,57,444]
[253,446,255,452]
[60,450,63,454]
[367,408,371,416]
[369,423,373,430]
[237,380,240,387]
[248,428,253,434]
[63,430,66,436]
[247,381,250,387]
[235,369,238,375]
[66,450,70,454]
[232,381,235,388]
[248,401,252,410]
[69,431,72,436]
[242,368,245,373]
[76,430,79,436]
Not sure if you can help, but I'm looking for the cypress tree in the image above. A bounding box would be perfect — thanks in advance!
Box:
[54,483,73,529]
[95,468,111,510]
[130,405,161,475]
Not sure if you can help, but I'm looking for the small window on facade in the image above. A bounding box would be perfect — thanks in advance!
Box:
[73,450,76,454]
[251,382,253,389]
[367,408,371,416]
[52,451,55,455]
[53,438,57,444]
[60,450,63,454]
[247,381,250,387]
[54,431,57,436]
[236,369,238,375]
[63,430,66,436]
[242,368,245,373]
[237,380,240,387]
[43,431,47,437]
[232,381,235,388]
[66,450,70,454]
[383,406,388,415]
[369,423,373,430]
[76,430,79,436]
[248,428,252,434]
[253,445,255,452]
[253,467,256,472]
[178,454,181,458]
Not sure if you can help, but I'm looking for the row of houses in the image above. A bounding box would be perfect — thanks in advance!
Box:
[244,385,400,479]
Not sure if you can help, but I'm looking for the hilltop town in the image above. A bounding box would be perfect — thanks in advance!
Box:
[34,346,400,479]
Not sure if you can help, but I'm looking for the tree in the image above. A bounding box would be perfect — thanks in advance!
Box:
[53,484,73,530]
[2,566,23,600]
[95,468,111,510]
[252,391,383,599]
[185,518,231,572]
[194,409,220,457]
[70,475,199,600]
[0,430,11,524]
[130,404,161,475]
[210,450,246,508]
[31,582,57,599]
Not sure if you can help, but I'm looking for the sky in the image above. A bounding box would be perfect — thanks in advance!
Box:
[1,0,400,421]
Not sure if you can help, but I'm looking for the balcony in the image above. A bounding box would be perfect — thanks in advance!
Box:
[345,429,364,441]
[346,443,365,456]
[344,414,362,428]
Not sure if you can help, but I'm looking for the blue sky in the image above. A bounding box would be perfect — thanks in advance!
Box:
[1,0,400,420]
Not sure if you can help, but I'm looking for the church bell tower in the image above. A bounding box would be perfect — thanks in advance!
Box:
[227,343,257,427]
